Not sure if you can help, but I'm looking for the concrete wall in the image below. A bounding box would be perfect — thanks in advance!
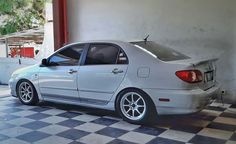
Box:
[67,0,236,103]
[0,58,38,84]
[231,4,236,102]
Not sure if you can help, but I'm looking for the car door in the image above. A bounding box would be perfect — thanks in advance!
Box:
[38,44,85,102]
[78,43,128,104]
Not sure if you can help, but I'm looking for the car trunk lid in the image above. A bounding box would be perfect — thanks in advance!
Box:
[167,58,218,90]
[192,58,217,91]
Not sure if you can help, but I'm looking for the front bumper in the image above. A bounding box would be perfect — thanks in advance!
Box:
[143,83,221,115]
[9,78,17,97]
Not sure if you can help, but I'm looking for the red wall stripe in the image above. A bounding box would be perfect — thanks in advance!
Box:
[53,0,68,51]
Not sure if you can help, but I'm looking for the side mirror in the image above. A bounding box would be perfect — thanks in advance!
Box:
[41,58,48,66]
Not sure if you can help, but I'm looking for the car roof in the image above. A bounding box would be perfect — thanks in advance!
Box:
[67,40,124,45]
[66,40,148,46]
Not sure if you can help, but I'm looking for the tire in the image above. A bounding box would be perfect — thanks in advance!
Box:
[116,89,156,124]
[16,80,39,105]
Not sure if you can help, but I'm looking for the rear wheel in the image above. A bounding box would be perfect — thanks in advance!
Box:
[17,80,39,105]
[116,89,156,124]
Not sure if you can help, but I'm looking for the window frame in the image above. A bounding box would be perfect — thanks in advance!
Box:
[81,43,129,66]
[46,43,88,67]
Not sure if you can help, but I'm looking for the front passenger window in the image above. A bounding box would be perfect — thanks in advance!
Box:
[48,44,84,66]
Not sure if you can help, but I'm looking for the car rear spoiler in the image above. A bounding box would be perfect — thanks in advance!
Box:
[190,58,219,66]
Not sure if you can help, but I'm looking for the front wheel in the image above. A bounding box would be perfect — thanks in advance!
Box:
[17,80,39,105]
[116,89,156,124]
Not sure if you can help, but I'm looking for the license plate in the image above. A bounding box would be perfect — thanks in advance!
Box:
[205,71,214,82]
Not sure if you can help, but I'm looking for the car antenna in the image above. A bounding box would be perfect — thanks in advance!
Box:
[144,35,150,44]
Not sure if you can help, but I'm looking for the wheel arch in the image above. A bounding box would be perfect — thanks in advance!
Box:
[115,87,157,115]
[16,79,36,95]
[16,78,39,105]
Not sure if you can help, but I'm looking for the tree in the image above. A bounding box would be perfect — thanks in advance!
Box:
[0,0,47,35]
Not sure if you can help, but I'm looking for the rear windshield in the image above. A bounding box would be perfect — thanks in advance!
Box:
[131,41,190,61]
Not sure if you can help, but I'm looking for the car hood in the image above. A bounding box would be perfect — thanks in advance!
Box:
[12,64,40,75]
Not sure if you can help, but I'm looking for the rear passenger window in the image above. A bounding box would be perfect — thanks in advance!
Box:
[117,50,128,64]
[131,41,190,61]
[85,44,119,65]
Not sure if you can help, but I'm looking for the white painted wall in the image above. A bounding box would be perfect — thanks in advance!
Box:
[37,2,54,59]
[67,0,236,103]
[0,43,6,57]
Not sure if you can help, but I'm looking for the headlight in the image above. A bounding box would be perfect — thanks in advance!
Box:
[11,73,19,79]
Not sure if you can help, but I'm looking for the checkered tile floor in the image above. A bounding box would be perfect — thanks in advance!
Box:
[0,96,236,144]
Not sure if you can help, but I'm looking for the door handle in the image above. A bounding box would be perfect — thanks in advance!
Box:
[112,68,124,74]
[68,69,77,74]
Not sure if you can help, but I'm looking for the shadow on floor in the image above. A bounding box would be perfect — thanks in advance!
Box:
[33,100,220,129]
[7,97,230,129]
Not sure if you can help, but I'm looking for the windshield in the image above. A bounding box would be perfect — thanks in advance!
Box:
[131,41,190,61]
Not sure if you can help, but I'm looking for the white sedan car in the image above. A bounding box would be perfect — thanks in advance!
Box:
[9,41,220,123]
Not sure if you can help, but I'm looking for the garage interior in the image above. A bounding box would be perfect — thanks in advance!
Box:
[0,0,236,144]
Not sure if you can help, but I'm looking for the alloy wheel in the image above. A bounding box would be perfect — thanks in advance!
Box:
[19,82,33,103]
[120,92,147,121]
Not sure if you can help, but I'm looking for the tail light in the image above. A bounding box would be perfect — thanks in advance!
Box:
[175,70,203,83]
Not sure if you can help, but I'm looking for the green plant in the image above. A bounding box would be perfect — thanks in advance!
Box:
[0,0,47,35]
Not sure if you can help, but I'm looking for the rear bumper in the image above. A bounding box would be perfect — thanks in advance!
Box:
[143,83,221,115]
